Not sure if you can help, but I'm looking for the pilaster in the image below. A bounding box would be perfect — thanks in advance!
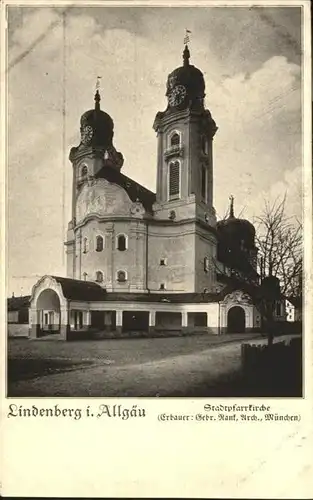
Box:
[116,310,123,335]
[60,306,70,340]
[148,310,156,333]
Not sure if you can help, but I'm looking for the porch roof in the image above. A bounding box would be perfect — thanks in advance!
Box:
[100,292,223,303]
[48,277,252,304]
[51,276,107,301]
[50,277,226,303]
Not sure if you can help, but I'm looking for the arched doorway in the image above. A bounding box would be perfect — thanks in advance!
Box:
[227,306,245,333]
[36,289,61,334]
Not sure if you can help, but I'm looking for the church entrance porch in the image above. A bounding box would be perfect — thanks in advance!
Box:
[219,290,258,334]
[29,276,73,340]
[30,277,265,340]
[227,306,246,333]
[35,289,61,335]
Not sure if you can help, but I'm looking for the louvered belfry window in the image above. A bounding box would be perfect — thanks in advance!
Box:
[170,133,180,147]
[81,165,88,179]
[169,160,180,200]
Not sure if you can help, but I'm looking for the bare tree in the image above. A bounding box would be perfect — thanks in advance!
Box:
[254,195,302,298]
[213,195,302,345]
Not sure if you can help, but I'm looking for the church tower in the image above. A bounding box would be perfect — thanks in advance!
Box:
[69,89,124,222]
[147,42,219,293]
[153,43,218,226]
[65,89,124,281]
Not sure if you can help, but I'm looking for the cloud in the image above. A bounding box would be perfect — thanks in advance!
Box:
[209,55,300,127]
[209,56,301,221]
[249,166,302,223]
[7,7,303,294]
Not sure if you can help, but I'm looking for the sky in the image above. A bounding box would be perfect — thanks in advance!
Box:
[6,3,303,296]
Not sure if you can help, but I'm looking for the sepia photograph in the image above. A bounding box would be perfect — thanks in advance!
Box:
[5,2,305,398]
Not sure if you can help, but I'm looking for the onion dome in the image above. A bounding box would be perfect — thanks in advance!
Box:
[153,40,217,133]
[167,45,205,99]
[217,196,256,249]
[79,90,114,148]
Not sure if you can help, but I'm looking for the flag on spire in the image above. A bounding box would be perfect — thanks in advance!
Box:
[96,76,102,90]
[229,194,235,218]
[184,29,191,45]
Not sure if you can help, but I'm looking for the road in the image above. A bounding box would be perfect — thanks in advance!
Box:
[7,333,300,397]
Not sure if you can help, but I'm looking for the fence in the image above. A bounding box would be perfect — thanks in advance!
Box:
[241,337,302,396]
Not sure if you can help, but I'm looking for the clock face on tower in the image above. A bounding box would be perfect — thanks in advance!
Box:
[168,85,187,107]
[81,125,93,145]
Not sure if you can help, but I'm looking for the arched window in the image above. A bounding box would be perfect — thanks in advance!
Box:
[168,160,180,200]
[117,234,127,251]
[117,270,127,282]
[96,235,104,252]
[83,237,88,253]
[95,271,104,283]
[170,132,180,147]
[81,165,88,179]
[204,257,209,272]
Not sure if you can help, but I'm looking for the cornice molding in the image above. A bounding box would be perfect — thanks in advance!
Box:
[69,145,106,163]
[153,107,211,131]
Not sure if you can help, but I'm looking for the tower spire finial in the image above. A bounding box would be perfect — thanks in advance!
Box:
[95,76,102,110]
[229,195,235,218]
[183,29,191,66]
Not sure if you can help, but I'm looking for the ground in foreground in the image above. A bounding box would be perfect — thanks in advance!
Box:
[7,333,302,397]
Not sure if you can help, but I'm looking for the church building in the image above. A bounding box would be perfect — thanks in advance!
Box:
[29,42,265,340]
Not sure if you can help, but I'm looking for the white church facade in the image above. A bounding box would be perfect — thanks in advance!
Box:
[29,43,264,340]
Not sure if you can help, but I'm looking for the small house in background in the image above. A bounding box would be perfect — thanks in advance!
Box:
[285,297,302,323]
[285,299,295,322]
[258,275,286,325]
[7,295,31,324]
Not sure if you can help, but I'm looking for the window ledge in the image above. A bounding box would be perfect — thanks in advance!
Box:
[164,146,184,159]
